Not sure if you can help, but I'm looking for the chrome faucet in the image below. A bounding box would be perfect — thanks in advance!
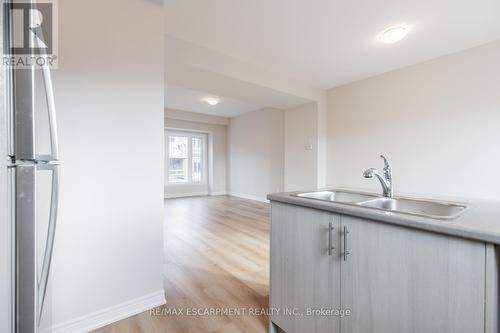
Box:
[363,155,393,198]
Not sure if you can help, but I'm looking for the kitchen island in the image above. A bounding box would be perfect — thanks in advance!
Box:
[268,189,500,333]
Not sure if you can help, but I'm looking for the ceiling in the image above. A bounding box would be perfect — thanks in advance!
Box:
[165,84,264,118]
[165,36,314,117]
[165,0,500,89]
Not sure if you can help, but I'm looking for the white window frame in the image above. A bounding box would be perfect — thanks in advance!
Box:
[165,130,208,186]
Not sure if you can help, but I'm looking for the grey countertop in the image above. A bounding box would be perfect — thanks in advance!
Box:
[267,189,500,245]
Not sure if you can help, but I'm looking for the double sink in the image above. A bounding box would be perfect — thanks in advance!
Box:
[294,190,469,220]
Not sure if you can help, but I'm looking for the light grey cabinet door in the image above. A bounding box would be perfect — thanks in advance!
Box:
[340,215,486,333]
[270,202,341,333]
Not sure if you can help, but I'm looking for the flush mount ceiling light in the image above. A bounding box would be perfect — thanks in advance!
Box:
[203,97,220,106]
[377,24,411,44]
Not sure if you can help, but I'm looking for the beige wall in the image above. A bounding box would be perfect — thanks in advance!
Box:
[228,108,285,201]
[165,109,229,196]
[48,0,164,330]
[327,40,500,200]
[284,103,318,191]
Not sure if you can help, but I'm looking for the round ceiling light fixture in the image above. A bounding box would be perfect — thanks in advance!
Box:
[377,24,411,44]
[203,97,220,106]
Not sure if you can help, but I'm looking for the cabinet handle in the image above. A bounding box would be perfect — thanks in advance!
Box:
[328,222,335,256]
[343,226,350,261]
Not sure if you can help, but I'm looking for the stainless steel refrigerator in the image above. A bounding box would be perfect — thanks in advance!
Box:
[1,2,60,332]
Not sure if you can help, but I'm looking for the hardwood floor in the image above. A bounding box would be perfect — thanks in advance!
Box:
[94,195,271,333]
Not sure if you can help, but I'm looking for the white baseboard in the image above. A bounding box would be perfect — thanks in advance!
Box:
[164,191,208,199]
[209,191,227,196]
[228,192,269,203]
[49,290,166,333]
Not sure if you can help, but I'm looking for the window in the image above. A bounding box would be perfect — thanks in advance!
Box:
[166,131,207,184]
[168,136,188,183]
[191,137,202,182]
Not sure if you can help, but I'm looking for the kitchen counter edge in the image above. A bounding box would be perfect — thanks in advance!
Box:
[267,190,500,245]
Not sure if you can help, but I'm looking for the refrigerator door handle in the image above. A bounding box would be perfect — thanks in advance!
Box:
[15,165,37,333]
[38,65,60,162]
[37,163,59,323]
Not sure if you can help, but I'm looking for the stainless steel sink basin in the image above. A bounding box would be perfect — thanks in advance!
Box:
[293,190,469,220]
[295,190,377,203]
[358,197,468,220]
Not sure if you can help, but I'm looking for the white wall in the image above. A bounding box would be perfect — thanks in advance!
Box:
[327,40,500,200]
[228,108,284,201]
[165,109,229,196]
[284,103,318,191]
[49,0,165,330]
[316,95,328,188]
